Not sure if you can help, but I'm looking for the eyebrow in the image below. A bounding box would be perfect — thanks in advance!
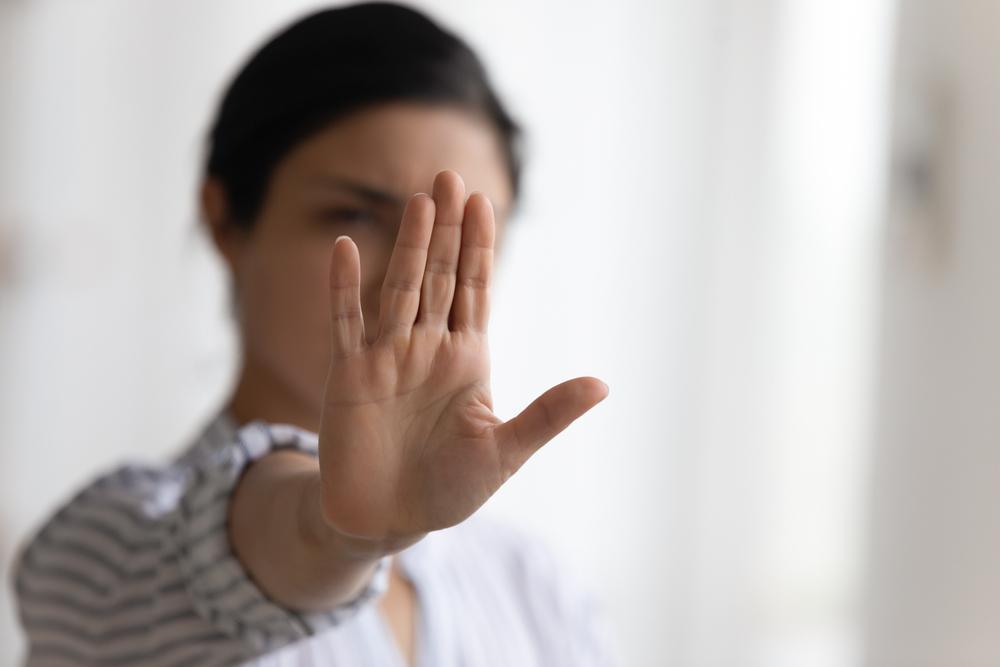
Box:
[307,174,512,220]
[307,176,406,207]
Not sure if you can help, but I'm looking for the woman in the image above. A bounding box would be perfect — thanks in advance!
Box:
[13,3,611,665]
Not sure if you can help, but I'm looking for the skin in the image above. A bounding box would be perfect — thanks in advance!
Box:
[202,102,609,665]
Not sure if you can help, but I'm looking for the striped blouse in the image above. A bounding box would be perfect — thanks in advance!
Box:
[12,412,616,666]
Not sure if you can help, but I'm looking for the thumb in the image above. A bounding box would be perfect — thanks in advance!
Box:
[495,376,609,475]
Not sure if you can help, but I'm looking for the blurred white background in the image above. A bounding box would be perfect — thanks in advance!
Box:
[4,0,1000,665]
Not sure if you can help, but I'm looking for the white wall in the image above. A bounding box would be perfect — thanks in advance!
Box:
[679,1,895,664]
[865,0,1000,663]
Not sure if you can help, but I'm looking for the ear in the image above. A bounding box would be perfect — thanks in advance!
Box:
[200,177,244,271]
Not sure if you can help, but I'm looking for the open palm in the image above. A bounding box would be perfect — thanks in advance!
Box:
[318,171,608,545]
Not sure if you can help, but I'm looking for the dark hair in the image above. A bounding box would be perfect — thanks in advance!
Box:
[205,2,522,227]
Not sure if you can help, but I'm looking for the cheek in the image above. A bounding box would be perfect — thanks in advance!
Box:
[239,244,334,375]
[239,233,394,357]
[250,248,328,321]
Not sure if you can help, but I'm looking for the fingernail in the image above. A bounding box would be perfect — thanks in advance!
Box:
[335,235,351,244]
[477,192,495,211]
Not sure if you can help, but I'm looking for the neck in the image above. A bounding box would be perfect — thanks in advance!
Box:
[226,356,321,433]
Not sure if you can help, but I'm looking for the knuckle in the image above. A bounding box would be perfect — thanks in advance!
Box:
[458,276,489,290]
[386,277,421,292]
[331,308,362,322]
[425,259,458,275]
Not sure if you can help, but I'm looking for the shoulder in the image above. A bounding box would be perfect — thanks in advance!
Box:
[14,413,237,573]
[13,411,325,592]
[412,513,617,666]
[13,460,192,588]
[397,512,568,614]
[11,417,221,630]
[12,413,343,665]
[431,512,575,577]
[419,514,588,617]
[11,457,210,665]
[435,512,557,575]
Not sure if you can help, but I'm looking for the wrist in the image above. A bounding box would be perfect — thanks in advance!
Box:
[299,472,420,561]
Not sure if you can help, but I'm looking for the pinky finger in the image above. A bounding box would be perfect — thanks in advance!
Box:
[329,235,366,359]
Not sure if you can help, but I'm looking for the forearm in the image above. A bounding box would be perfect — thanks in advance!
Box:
[228,450,386,613]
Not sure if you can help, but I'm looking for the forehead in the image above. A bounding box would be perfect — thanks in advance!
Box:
[276,102,513,212]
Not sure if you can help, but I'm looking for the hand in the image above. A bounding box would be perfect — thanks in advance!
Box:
[318,170,609,549]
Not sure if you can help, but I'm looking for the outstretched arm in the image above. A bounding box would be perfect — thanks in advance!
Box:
[228,170,609,613]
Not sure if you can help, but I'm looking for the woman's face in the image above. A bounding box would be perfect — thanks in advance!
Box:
[205,102,513,419]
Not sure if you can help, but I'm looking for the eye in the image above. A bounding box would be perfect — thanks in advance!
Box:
[319,206,374,225]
